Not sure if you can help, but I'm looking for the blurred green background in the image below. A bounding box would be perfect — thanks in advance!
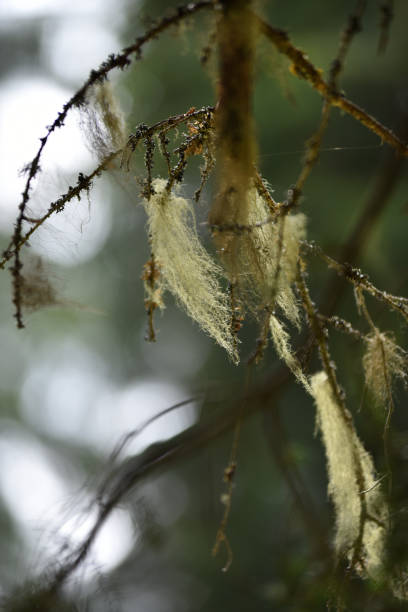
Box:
[0,1,407,610]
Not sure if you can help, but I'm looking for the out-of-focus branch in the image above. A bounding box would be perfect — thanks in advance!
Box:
[38,359,301,593]
[262,405,331,561]
[286,0,367,210]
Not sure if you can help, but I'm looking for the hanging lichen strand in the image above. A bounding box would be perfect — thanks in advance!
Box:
[363,331,408,407]
[80,80,127,160]
[269,315,311,393]
[143,179,236,360]
[310,371,388,576]
[209,0,256,283]
[242,189,306,324]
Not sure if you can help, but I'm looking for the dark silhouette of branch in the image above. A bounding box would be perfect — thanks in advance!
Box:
[378,0,394,54]
[262,405,331,561]
[38,373,290,593]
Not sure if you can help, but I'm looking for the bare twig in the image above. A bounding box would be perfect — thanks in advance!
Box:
[378,0,394,54]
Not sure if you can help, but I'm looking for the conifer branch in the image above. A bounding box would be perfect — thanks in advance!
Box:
[257,16,408,156]
[287,0,367,209]
[302,241,408,324]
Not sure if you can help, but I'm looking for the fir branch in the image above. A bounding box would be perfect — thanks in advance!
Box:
[1,155,117,271]
[302,241,408,324]
[257,16,408,156]
[320,117,408,317]
[287,0,367,210]
[317,314,363,340]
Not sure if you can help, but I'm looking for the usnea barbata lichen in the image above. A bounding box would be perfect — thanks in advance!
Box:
[143,179,236,359]
[81,80,127,160]
[244,188,306,325]
[269,314,311,393]
[311,371,387,576]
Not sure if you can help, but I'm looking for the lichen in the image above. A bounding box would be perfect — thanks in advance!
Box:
[311,371,387,576]
[238,188,306,326]
[81,80,127,159]
[363,331,407,406]
[143,179,236,360]
[270,314,311,393]
[20,257,59,312]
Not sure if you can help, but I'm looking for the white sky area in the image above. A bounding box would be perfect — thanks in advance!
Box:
[0,75,114,265]
[0,340,194,580]
[42,19,121,84]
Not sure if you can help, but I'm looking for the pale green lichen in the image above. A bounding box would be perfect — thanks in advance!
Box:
[144,179,236,360]
[311,371,387,576]
[81,80,127,159]
[244,189,306,326]
[269,314,311,393]
[363,331,407,407]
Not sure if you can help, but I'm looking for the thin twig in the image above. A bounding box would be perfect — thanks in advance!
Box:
[262,403,331,561]
[378,0,394,54]
[302,241,408,324]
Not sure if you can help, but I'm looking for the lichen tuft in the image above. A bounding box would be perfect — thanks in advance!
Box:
[81,80,127,160]
[143,179,236,360]
[270,314,311,393]
[311,371,387,576]
[363,331,407,406]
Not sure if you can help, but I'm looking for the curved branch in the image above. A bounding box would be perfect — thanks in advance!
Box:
[7,0,214,327]
[1,106,215,270]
